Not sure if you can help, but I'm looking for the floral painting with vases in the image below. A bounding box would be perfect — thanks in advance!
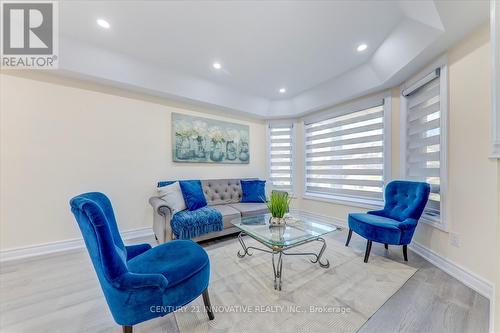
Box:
[172,113,250,164]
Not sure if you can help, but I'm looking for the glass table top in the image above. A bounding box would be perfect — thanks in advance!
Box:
[231,211,338,248]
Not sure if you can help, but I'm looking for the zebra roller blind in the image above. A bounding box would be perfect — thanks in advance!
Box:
[268,123,294,193]
[404,71,442,218]
[305,104,385,202]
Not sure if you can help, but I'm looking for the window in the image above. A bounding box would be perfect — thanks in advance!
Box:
[267,122,295,193]
[304,96,390,205]
[401,65,447,228]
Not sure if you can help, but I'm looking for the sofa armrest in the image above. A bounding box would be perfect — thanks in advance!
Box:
[149,196,173,243]
[149,197,172,216]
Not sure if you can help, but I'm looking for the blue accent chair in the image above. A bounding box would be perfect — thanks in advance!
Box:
[70,192,214,333]
[345,180,430,263]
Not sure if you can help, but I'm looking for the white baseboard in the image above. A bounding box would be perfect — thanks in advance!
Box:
[409,241,495,333]
[0,227,154,263]
[409,241,494,300]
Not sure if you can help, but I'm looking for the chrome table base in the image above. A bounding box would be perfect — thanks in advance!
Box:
[236,232,330,291]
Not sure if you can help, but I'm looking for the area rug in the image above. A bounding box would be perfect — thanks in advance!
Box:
[175,233,417,333]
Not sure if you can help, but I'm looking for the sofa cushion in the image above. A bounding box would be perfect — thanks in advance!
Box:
[229,202,269,217]
[240,180,266,203]
[201,179,242,205]
[211,204,241,228]
[179,180,207,211]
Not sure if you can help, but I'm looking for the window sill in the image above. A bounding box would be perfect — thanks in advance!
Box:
[302,192,383,210]
[420,216,448,232]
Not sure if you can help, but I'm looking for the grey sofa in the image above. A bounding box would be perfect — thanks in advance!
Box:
[149,179,269,243]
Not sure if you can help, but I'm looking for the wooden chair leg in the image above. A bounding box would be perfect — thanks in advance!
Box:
[122,326,132,333]
[202,288,215,320]
[384,243,388,249]
[363,240,372,263]
[345,229,353,246]
[403,245,408,261]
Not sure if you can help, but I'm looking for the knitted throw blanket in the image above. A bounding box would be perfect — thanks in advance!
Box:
[171,206,223,239]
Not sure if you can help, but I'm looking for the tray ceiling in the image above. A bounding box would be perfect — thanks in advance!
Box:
[56,0,489,118]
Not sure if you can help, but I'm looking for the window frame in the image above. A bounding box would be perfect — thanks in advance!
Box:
[302,92,392,209]
[400,57,448,231]
[266,120,296,195]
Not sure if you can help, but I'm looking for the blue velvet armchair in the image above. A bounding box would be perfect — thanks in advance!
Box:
[345,180,430,263]
[70,192,214,333]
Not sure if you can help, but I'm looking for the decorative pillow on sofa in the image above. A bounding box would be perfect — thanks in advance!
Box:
[179,180,207,211]
[157,181,186,216]
[240,180,266,203]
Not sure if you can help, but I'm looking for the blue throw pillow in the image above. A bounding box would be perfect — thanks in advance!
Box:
[179,180,207,211]
[240,180,266,203]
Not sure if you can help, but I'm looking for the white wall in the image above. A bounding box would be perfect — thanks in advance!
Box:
[294,24,499,286]
[0,73,267,250]
[411,23,497,283]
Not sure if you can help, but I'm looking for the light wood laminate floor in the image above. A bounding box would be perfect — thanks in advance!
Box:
[0,228,489,333]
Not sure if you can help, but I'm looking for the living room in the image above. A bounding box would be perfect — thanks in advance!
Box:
[1,1,499,332]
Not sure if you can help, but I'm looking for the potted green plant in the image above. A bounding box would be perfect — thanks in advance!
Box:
[265,191,291,226]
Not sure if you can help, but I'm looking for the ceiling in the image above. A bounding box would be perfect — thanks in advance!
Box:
[57,0,490,119]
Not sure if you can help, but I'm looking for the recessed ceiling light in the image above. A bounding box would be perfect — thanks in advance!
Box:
[279,88,286,94]
[357,43,368,52]
[212,62,222,70]
[97,19,110,29]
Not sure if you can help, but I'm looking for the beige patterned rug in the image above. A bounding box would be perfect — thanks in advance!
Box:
[175,233,417,333]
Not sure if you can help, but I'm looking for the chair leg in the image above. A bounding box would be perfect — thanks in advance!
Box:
[403,245,408,261]
[345,229,353,246]
[202,288,215,320]
[122,326,132,333]
[363,240,372,263]
[384,243,388,249]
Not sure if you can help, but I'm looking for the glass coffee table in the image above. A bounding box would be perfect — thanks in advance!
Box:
[231,211,338,290]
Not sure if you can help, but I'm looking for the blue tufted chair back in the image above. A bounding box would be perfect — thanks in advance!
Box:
[70,192,129,291]
[376,181,431,222]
